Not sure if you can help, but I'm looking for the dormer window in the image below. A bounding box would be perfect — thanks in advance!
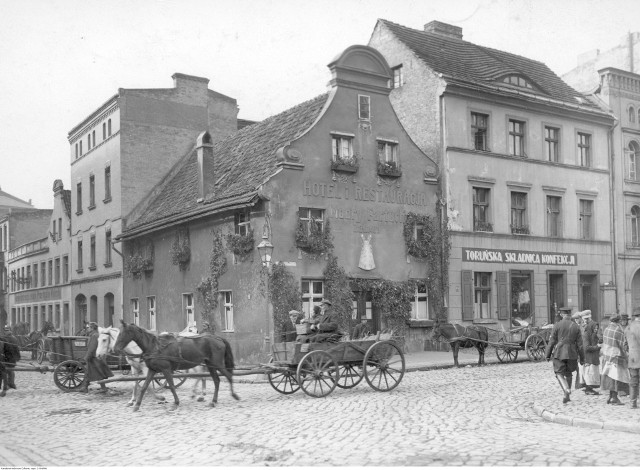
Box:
[501,75,533,89]
[358,95,370,120]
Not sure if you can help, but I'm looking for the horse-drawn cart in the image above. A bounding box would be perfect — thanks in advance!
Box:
[491,323,553,363]
[265,337,405,398]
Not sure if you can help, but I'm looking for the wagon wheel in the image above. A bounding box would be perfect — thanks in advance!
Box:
[363,341,405,392]
[496,338,519,363]
[525,334,547,361]
[268,367,300,394]
[154,375,188,389]
[53,360,86,392]
[36,338,48,364]
[336,363,364,389]
[296,351,338,398]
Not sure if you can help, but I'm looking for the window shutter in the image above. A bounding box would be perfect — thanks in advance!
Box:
[461,270,473,320]
[497,271,509,320]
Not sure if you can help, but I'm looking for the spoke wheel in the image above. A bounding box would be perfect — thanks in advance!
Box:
[53,360,86,392]
[336,364,364,389]
[525,334,546,361]
[496,338,519,363]
[363,341,405,392]
[154,375,188,389]
[268,368,300,394]
[36,338,47,364]
[296,351,338,398]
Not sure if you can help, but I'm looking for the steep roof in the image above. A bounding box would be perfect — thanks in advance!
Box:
[62,190,72,219]
[377,19,599,109]
[127,93,329,231]
[0,187,33,209]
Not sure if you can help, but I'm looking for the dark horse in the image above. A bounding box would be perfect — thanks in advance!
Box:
[431,322,488,367]
[113,321,239,412]
[11,321,55,359]
[0,334,21,396]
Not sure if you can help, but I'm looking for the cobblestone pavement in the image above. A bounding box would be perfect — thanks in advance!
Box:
[1,357,640,466]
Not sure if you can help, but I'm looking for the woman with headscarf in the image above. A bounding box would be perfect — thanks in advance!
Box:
[600,314,630,405]
[77,322,113,393]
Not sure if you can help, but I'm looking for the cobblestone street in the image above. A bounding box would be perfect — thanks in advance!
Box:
[2,355,640,466]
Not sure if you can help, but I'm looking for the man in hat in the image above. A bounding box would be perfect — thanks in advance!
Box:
[580,310,601,395]
[307,299,341,343]
[624,309,640,408]
[600,314,630,405]
[77,322,113,393]
[282,310,301,343]
[546,307,584,404]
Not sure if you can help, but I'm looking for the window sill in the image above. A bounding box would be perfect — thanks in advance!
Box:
[103,197,112,204]
[104,262,113,268]
[377,169,402,178]
[330,163,358,173]
[88,265,97,271]
[88,204,96,211]
[76,268,84,274]
[221,330,235,333]
[75,210,83,216]
[408,319,435,328]
[472,319,498,324]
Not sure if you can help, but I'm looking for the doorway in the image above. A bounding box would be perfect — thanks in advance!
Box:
[351,289,378,336]
[578,272,599,322]
[547,271,567,323]
[510,270,533,326]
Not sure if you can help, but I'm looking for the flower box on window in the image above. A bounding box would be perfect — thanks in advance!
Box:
[377,161,402,177]
[330,155,359,173]
[295,218,333,254]
[473,219,493,232]
[126,254,154,279]
[510,224,530,235]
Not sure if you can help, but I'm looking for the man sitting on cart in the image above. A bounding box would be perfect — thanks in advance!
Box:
[300,299,342,343]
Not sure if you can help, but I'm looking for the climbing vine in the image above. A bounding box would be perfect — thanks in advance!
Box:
[196,230,227,322]
[268,262,302,340]
[226,227,254,260]
[295,217,334,258]
[170,226,191,271]
[125,239,154,279]
[322,254,355,334]
[351,278,414,336]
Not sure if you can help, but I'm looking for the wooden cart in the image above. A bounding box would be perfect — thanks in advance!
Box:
[265,338,405,398]
[492,324,554,363]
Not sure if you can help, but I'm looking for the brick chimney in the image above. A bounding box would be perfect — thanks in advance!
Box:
[196,131,215,201]
[424,20,463,40]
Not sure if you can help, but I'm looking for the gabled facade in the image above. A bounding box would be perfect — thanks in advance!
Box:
[67,73,239,331]
[6,180,72,333]
[370,20,616,329]
[118,45,440,360]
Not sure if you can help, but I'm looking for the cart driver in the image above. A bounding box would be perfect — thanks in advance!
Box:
[306,299,342,343]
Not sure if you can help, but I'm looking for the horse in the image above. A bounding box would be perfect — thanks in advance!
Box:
[11,321,55,360]
[96,327,166,406]
[113,321,239,412]
[431,322,488,367]
[0,334,21,397]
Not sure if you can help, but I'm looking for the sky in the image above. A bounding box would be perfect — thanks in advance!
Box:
[1,0,639,209]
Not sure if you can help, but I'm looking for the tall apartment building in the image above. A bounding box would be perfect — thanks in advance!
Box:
[67,73,239,329]
[370,20,616,328]
[563,32,640,314]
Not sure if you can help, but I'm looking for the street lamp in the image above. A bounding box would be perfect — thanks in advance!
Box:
[257,233,274,349]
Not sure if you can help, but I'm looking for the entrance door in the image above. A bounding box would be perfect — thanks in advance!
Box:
[351,290,378,336]
[547,271,567,323]
[510,270,533,326]
[579,272,599,322]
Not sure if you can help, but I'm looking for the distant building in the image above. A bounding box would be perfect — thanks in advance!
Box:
[6,180,72,333]
[117,45,440,359]
[370,19,616,328]
[0,186,34,216]
[67,73,239,331]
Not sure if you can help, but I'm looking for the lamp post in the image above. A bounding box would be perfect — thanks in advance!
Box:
[257,233,274,349]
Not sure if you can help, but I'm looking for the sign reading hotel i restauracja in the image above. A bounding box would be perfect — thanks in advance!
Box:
[462,248,578,266]
[303,180,429,206]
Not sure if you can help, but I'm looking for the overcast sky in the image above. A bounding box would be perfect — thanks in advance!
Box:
[1,0,639,209]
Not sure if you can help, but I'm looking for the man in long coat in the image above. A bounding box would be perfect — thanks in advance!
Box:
[624,310,640,408]
[546,308,584,404]
[77,322,113,393]
[308,300,341,343]
[601,314,630,405]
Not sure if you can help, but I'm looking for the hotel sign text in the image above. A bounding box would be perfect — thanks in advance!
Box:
[15,287,62,304]
[462,248,577,266]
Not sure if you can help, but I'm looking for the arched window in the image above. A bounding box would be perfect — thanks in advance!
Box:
[632,206,640,247]
[630,141,640,181]
[630,106,636,124]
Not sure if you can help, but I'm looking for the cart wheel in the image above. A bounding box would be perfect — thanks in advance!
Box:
[268,367,300,394]
[525,334,546,361]
[154,375,188,389]
[363,341,405,392]
[496,338,519,363]
[36,338,47,364]
[336,364,364,389]
[296,351,338,398]
[53,360,86,392]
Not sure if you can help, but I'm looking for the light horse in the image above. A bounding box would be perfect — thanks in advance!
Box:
[96,327,166,406]
[113,321,239,412]
[431,321,488,367]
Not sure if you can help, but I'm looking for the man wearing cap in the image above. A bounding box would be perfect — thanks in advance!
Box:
[546,307,584,404]
[307,299,341,343]
[77,322,113,393]
[282,310,301,343]
[600,314,630,405]
[580,310,601,395]
[624,309,640,408]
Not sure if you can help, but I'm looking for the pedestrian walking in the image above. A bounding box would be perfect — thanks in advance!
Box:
[546,307,584,404]
[581,310,601,395]
[624,309,640,409]
[600,314,630,405]
[77,322,113,393]
[572,311,586,391]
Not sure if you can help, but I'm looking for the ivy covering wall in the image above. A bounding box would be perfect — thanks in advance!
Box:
[196,229,227,324]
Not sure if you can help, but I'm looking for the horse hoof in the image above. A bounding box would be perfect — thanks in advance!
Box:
[126,402,134,407]
[132,405,140,412]
[168,404,178,412]
[0,391,5,397]
[209,402,216,408]
[232,393,240,401]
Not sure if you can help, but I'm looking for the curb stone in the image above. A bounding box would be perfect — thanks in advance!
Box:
[532,403,640,434]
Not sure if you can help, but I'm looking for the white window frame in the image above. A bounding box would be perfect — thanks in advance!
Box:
[131,298,139,326]
[298,208,325,236]
[301,279,324,319]
[358,94,370,121]
[183,293,194,329]
[331,135,354,161]
[235,209,251,236]
[220,291,234,332]
[579,199,594,240]
[471,112,489,151]
[411,284,429,320]
[147,296,156,331]
[392,65,403,88]
[508,119,526,157]
[577,132,592,168]
[377,139,398,163]
[474,272,492,319]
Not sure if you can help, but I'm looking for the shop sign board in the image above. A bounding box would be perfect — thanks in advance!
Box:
[462,248,577,266]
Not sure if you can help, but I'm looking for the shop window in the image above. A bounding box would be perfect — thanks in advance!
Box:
[471,112,489,151]
[234,210,250,236]
[579,199,594,240]
[510,192,529,234]
[220,291,234,332]
[411,283,430,320]
[358,95,370,121]
[131,298,139,326]
[473,187,492,232]
[631,206,640,248]
[474,272,492,319]
[578,132,591,168]
[546,195,562,238]
[147,296,156,331]
[544,126,559,162]
[301,279,324,319]
[392,65,403,88]
[183,293,194,328]
[508,119,526,157]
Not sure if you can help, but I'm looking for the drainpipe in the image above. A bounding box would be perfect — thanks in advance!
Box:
[438,90,448,322]
[608,112,619,312]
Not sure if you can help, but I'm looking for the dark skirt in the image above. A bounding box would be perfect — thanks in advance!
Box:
[601,375,629,393]
[86,357,114,382]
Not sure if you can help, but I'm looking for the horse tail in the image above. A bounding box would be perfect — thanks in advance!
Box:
[221,337,234,372]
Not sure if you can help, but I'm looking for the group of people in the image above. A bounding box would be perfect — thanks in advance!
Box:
[546,307,640,409]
